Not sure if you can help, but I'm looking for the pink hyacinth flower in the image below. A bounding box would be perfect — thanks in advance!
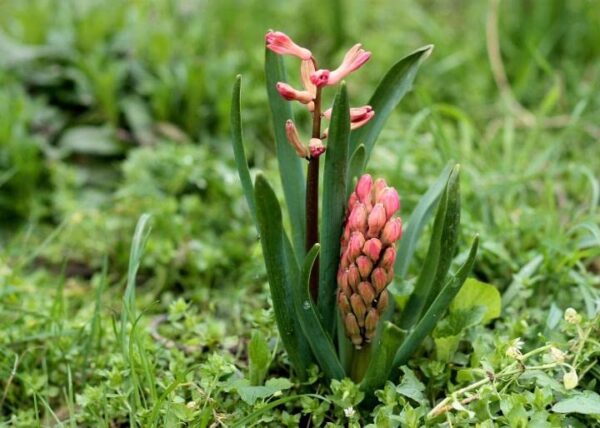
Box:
[276,82,314,104]
[310,43,371,87]
[265,30,312,60]
[322,105,373,121]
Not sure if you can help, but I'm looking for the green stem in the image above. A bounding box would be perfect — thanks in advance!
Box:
[306,84,322,302]
[350,344,372,382]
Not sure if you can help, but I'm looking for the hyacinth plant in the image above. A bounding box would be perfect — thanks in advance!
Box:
[230,31,479,400]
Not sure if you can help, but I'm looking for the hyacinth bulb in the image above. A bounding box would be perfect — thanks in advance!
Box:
[337,174,403,348]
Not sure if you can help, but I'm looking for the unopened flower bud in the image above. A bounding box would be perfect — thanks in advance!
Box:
[364,308,379,341]
[347,232,365,261]
[381,217,403,245]
[563,370,578,390]
[358,282,376,306]
[380,187,400,219]
[265,30,312,60]
[371,267,388,293]
[350,110,375,130]
[380,247,397,270]
[372,178,387,202]
[347,264,360,290]
[350,294,367,326]
[363,238,382,262]
[356,255,373,279]
[285,120,309,158]
[300,60,317,97]
[564,307,581,324]
[367,203,387,237]
[338,293,351,314]
[348,203,368,233]
[376,290,389,313]
[356,175,373,204]
[309,138,326,158]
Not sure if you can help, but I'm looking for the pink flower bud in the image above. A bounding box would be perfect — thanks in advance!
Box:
[367,203,387,237]
[337,267,348,288]
[338,292,351,314]
[381,217,403,246]
[347,232,365,261]
[356,174,373,204]
[350,110,375,130]
[344,313,360,336]
[350,294,367,326]
[276,82,314,104]
[308,138,326,158]
[364,308,379,341]
[322,105,373,121]
[363,238,382,262]
[347,264,360,290]
[377,290,389,313]
[356,255,373,279]
[380,187,400,219]
[347,192,359,212]
[265,30,312,60]
[358,281,376,305]
[285,120,309,158]
[371,267,388,293]
[372,178,387,202]
[380,247,397,270]
[348,203,368,234]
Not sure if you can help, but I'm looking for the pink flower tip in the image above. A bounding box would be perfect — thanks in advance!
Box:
[310,69,330,88]
[265,30,312,60]
[276,82,314,104]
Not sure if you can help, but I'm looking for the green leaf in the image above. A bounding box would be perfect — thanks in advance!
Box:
[248,330,270,386]
[552,391,600,415]
[450,278,501,324]
[395,163,452,279]
[232,377,293,405]
[230,75,257,226]
[349,45,434,166]
[399,164,460,330]
[295,244,345,380]
[59,125,122,157]
[319,83,350,332]
[359,322,405,401]
[393,235,479,370]
[346,144,366,197]
[395,367,427,404]
[265,49,306,259]
[254,174,312,379]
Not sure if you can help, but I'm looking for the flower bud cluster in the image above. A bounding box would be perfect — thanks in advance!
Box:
[337,174,402,348]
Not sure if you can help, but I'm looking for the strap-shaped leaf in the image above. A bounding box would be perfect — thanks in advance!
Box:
[254,174,312,379]
[296,244,345,380]
[360,322,405,400]
[399,165,460,330]
[393,236,479,369]
[395,163,453,279]
[346,144,366,197]
[265,49,306,259]
[318,83,350,332]
[230,75,257,226]
[350,45,433,168]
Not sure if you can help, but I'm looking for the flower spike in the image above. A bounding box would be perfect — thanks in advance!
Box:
[265,30,312,60]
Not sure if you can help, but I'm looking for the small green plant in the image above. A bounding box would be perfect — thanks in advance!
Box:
[231,31,480,399]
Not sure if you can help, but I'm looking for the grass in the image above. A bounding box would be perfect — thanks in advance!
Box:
[1,0,599,426]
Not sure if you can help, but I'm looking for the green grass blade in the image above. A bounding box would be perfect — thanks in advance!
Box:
[294,244,346,379]
[265,49,306,258]
[346,144,366,197]
[360,322,405,400]
[318,83,350,331]
[350,45,434,167]
[254,174,312,379]
[395,163,453,279]
[230,75,257,226]
[393,236,479,369]
[399,165,460,330]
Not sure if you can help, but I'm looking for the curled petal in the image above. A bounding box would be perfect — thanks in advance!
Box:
[276,82,314,104]
[265,30,312,60]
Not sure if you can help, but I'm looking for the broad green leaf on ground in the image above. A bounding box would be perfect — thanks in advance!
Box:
[395,367,427,404]
[231,378,293,405]
[552,391,600,415]
[450,278,501,324]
